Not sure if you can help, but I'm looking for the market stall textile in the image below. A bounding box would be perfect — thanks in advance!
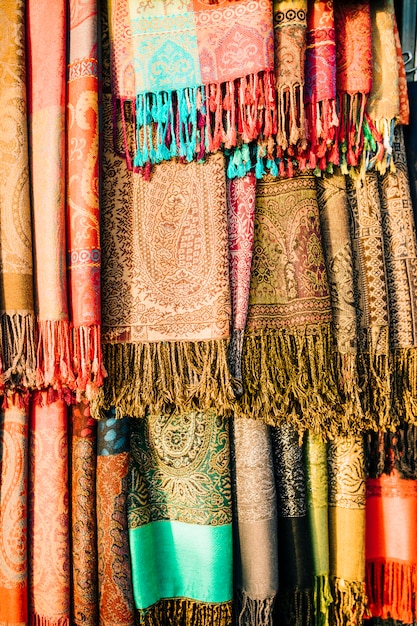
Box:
[128,410,233,626]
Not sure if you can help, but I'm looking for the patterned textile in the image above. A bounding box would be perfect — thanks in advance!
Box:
[29,395,70,626]
[239,173,340,435]
[227,173,256,395]
[365,472,417,623]
[305,434,332,626]
[97,414,135,626]
[328,437,366,626]
[271,425,314,626]
[108,0,276,173]
[334,0,372,173]
[128,410,233,626]
[27,0,73,393]
[67,0,105,398]
[71,401,98,626]
[305,0,338,173]
[393,14,409,127]
[0,399,28,626]
[232,417,278,626]
[98,91,233,418]
[0,0,36,392]
[316,173,364,434]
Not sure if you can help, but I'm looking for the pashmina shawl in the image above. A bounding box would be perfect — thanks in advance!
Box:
[128,410,233,626]
[305,0,338,173]
[108,0,277,173]
[98,91,234,419]
[67,0,105,399]
[239,173,340,436]
[366,472,417,623]
[27,0,74,394]
[96,414,135,626]
[334,0,373,174]
[227,174,256,396]
[71,401,98,626]
[29,394,70,626]
[0,0,36,393]
[271,424,314,626]
[232,417,278,626]
[0,399,28,626]
[328,437,366,626]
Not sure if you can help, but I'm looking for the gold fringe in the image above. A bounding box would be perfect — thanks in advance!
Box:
[330,578,367,626]
[335,352,367,436]
[236,591,275,626]
[391,348,417,426]
[357,352,392,432]
[1,312,37,390]
[313,575,333,626]
[135,598,232,626]
[91,340,235,419]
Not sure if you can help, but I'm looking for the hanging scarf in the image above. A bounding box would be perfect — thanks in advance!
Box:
[29,394,70,626]
[0,0,36,393]
[305,433,333,626]
[71,401,98,626]
[365,0,400,174]
[365,471,417,623]
[328,437,367,626]
[273,0,308,173]
[232,417,278,626]
[128,410,233,626]
[393,14,409,127]
[0,398,28,626]
[271,424,314,626]
[27,0,74,394]
[108,0,276,173]
[98,91,234,419]
[239,173,340,435]
[227,173,257,396]
[96,413,135,626]
[316,173,365,434]
[67,0,105,399]
[305,0,338,173]
[334,0,373,174]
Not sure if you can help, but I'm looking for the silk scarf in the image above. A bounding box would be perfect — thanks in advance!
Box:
[328,437,366,626]
[0,399,28,626]
[29,394,70,626]
[108,0,276,173]
[98,91,234,419]
[128,410,233,626]
[96,414,135,626]
[0,0,36,393]
[232,417,278,626]
[239,173,340,436]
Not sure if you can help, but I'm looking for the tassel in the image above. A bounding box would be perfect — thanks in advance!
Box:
[136,598,232,626]
[365,560,417,623]
[72,324,106,401]
[36,319,75,391]
[274,587,314,626]
[1,312,37,391]
[330,578,367,626]
[236,592,275,626]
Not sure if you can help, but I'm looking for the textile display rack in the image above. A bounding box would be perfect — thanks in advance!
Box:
[1,0,417,625]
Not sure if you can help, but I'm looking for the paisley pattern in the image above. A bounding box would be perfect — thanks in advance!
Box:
[128,411,232,528]
[271,424,307,518]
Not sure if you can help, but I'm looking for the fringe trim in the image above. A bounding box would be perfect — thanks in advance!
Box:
[276,83,307,152]
[365,559,417,623]
[72,324,106,400]
[337,93,368,176]
[335,352,367,435]
[236,591,276,626]
[135,598,232,626]
[366,424,417,479]
[330,577,367,626]
[363,116,396,176]
[91,339,235,419]
[357,352,392,432]
[391,348,417,426]
[237,326,342,438]
[275,586,314,626]
[36,319,75,391]
[228,328,245,398]
[30,615,70,626]
[1,312,37,391]
[306,98,339,173]
[313,575,333,626]
[118,71,277,172]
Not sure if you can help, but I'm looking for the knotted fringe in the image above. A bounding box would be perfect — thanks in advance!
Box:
[237,326,341,437]
[335,352,367,435]
[92,339,235,419]
[337,93,368,176]
[365,560,417,624]
[30,615,69,626]
[313,575,333,626]
[228,328,245,398]
[1,313,37,391]
[306,99,339,174]
[391,348,417,426]
[36,319,75,391]
[274,587,314,626]
[72,324,106,400]
[366,425,417,479]
[236,592,275,626]
[276,83,306,154]
[330,578,367,626]
[363,116,396,176]
[136,599,232,626]
[117,71,277,172]
[357,353,392,432]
